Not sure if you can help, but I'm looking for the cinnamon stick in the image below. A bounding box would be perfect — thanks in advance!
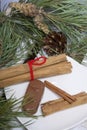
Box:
[44,80,76,104]
[0,61,72,88]
[41,92,87,116]
[0,54,67,80]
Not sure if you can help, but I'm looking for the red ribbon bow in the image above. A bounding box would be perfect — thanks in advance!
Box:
[27,56,46,80]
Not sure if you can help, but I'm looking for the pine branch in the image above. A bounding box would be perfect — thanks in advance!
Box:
[66,36,87,63]
[42,1,87,41]
[0,94,37,130]
[0,0,87,68]
[0,12,44,68]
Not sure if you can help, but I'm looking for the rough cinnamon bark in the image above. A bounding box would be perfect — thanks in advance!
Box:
[22,79,45,114]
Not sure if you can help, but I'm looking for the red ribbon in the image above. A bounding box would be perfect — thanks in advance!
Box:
[27,56,46,80]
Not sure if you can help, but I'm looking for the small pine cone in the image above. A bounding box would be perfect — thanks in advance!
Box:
[9,2,38,17]
[34,15,49,34]
[43,31,67,56]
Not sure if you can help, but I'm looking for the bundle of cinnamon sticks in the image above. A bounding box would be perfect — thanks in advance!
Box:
[0,54,72,88]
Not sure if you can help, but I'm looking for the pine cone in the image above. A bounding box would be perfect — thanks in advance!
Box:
[9,2,50,34]
[43,31,67,56]
[9,2,38,17]
[34,14,49,34]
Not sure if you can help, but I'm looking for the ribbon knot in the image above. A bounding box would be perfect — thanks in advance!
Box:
[27,56,46,80]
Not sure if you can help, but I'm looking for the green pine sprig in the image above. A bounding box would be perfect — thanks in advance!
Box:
[0,93,37,130]
[0,12,44,68]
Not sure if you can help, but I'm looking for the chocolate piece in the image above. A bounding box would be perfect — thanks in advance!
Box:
[22,79,45,114]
